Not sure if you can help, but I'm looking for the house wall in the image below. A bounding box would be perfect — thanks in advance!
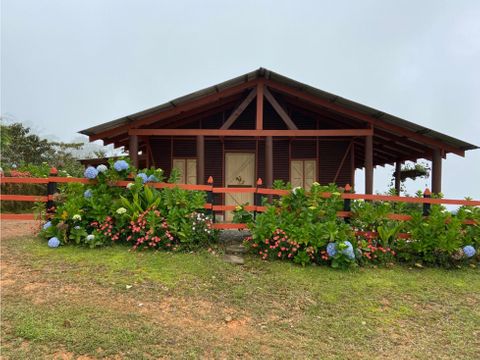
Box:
[149,137,353,187]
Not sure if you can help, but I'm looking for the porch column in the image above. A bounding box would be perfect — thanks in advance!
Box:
[365,135,373,194]
[432,148,442,194]
[265,136,273,188]
[395,161,402,195]
[197,135,205,184]
[129,135,139,168]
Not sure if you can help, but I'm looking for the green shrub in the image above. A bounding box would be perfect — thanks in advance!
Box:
[39,159,218,250]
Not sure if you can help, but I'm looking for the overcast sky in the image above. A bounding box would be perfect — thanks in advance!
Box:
[2,0,479,198]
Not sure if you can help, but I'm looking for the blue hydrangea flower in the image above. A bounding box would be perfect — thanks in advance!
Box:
[84,166,98,179]
[96,164,108,173]
[43,221,52,230]
[137,173,148,184]
[84,189,93,199]
[326,242,337,257]
[463,245,476,258]
[48,237,60,248]
[147,174,159,183]
[341,241,355,259]
[113,160,129,172]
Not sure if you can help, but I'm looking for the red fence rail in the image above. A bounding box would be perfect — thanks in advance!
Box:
[1,176,479,233]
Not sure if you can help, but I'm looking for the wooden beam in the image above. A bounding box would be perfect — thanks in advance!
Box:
[265,79,465,156]
[220,88,257,129]
[197,135,205,184]
[365,135,373,194]
[256,82,264,130]
[265,136,273,188]
[395,161,402,195]
[129,135,139,168]
[432,149,442,194]
[129,129,373,137]
[90,79,258,141]
[264,87,298,130]
[350,142,355,188]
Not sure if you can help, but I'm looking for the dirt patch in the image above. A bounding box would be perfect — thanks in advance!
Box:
[0,220,40,240]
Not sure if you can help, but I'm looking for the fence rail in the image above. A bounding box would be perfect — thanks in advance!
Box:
[1,175,479,234]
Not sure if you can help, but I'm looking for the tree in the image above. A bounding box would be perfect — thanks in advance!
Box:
[0,122,54,165]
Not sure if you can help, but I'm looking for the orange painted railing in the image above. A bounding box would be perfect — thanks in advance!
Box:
[1,176,479,233]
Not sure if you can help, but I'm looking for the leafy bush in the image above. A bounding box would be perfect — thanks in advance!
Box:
[39,159,218,250]
[243,184,479,268]
[244,183,357,268]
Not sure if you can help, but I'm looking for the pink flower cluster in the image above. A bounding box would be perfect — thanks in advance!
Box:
[126,209,175,250]
[246,228,300,261]
[362,238,396,260]
[91,216,121,241]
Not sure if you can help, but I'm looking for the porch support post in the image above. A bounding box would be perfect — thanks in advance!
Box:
[265,136,273,188]
[395,161,402,195]
[129,135,139,168]
[365,134,373,194]
[197,135,205,184]
[432,148,442,194]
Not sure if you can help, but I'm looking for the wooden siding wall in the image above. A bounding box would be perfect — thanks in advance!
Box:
[318,140,352,186]
[291,140,316,158]
[204,140,223,186]
[172,139,196,157]
[150,138,172,175]
[273,140,289,183]
[264,102,288,130]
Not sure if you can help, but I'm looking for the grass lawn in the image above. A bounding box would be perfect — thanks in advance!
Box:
[1,234,479,359]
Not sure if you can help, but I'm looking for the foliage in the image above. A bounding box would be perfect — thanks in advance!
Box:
[39,159,218,251]
[244,183,479,268]
[390,161,430,194]
[0,122,84,176]
[244,183,356,268]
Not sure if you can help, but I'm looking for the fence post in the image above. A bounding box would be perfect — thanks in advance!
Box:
[254,178,263,220]
[343,184,352,224]
[423,188,431,216]
[46,167,58,216]
[207,176,214,222]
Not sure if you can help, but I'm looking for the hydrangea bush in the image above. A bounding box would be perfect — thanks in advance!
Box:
[241,182,479,268]
[39,158,218,250]
[37,158,479,268]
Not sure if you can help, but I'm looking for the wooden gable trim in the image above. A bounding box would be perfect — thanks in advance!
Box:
[265,79,464,156]
[90,79,258,141]
[220,88,257,129]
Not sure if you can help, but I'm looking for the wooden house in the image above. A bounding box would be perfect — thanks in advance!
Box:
[80,68,477,213]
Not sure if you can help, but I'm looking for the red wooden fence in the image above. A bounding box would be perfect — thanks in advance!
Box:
[1,176,479,234]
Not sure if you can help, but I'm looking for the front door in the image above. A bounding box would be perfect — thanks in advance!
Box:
[225,152,255,221]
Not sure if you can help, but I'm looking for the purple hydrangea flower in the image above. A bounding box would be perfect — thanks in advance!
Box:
[463,245,476,258]
[113,160,129,172]
[43,221,52,230]
[341,241,355,259]
[137,173,148,184]
[326,242,337,257]
[48,237,60,248]
[84,189,93,199]
[84,166,98,179]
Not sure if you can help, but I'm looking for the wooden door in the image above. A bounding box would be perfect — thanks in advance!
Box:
[290,159,316,190]
[225,153,255,221]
